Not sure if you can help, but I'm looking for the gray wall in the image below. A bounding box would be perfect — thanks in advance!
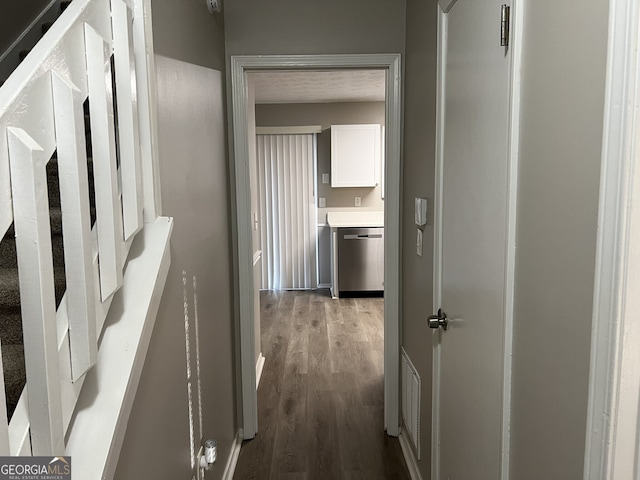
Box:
[255,102,386,210]
[402,1,438,477]
[225,0,406,57]
[509,1,608,478]
[0,0,51,55]
[115,3,237,480]
[149,0,225,71]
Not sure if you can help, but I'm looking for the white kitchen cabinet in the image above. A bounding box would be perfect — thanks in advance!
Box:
[331,124,381,187]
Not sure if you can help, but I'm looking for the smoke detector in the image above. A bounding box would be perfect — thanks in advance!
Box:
[206,0,221,14]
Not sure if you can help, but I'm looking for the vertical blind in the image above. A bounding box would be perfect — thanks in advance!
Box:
[257,134,317,290]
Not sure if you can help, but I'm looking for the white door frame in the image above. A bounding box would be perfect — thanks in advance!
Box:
[229,54,403,440]
[432,1,523,478]
[584,0,640,477]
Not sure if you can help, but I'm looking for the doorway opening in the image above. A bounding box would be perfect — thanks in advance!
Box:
[229,54,402,440]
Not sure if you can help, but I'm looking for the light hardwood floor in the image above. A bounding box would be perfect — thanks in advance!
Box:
[233,290,410,480]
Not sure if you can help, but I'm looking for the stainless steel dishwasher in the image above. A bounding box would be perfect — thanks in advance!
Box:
[338,227,384,295]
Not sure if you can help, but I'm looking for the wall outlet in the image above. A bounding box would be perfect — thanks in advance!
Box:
[322,173,329,184]
[319,197,326,208]
[355,196,362,207]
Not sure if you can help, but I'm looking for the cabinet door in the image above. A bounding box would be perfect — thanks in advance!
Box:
[331,124,380,187]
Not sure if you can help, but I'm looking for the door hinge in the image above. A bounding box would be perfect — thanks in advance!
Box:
[501,4,510,47]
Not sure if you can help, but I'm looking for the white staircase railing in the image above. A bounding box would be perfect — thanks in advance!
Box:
[0,0,163,457]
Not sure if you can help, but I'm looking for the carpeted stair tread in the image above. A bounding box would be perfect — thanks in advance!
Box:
[0,235,65,270]
[0,267,67,309]
[2,344,25,419]
[0,312,24,345]
[47,157,94,209]
[0,237,16,269]
[50,207,63,235]
[3,207,63,238]
[0,269,20,310]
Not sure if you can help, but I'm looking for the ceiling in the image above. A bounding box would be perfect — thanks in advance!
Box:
[249,70,386,104]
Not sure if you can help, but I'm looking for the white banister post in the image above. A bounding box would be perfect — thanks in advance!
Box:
[51,72,98,381]
[132,0,161,221]
[7,127,64,456]
[84,23,124,301]
[112,0,143,240]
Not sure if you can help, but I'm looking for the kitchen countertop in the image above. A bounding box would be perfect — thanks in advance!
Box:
[326,211,384,228]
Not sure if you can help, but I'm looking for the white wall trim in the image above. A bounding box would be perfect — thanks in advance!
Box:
[433,2,522,479]
[584,0,640,477]
[317,283,331,289]
[501,0,524,478]
[399,427,424,480]
[230,53,403,440]
[255,353,265,390]
[221,429,243,480]
[64,218,173,479]
[256,125,322,135]
[431,8,447,479]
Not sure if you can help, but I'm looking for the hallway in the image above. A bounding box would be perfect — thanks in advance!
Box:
[234,290,410,479]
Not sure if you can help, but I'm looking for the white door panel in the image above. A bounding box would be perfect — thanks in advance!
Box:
[434,0,517,479]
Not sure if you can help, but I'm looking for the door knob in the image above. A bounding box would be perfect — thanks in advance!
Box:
[428,308,448,330]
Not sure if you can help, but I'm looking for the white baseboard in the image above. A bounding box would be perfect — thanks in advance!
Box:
[399,427,424,480]
[256,353,265,389]
[317,283,331,289]
[221,430,243,480]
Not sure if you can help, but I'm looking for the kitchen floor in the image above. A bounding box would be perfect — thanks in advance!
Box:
[233,289,410,479]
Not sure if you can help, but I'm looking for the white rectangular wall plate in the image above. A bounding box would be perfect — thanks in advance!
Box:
[417,228,423,257]
[322,173,329,184]
[415,197,428,226]
[319,197,326,208]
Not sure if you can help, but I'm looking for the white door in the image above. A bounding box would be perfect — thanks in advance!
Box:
[433,0,517,479]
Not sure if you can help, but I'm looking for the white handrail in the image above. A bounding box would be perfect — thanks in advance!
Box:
[0,0,160,457]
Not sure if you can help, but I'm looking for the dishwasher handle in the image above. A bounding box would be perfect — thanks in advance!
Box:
[343,233,383,240]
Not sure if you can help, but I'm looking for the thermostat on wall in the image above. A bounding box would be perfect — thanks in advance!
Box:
[415,197,428,227]
[206,0,221,14]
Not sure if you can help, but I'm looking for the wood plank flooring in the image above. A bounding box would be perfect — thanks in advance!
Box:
[234,290,410,480]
